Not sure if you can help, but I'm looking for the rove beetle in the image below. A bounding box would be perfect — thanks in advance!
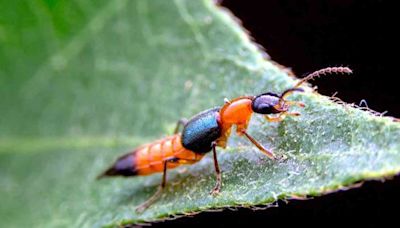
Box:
[98,67,352,212]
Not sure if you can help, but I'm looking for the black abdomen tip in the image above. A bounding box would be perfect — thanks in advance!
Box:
[97,153,137,179]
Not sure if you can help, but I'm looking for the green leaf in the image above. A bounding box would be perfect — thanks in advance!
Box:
[1,0,399,227]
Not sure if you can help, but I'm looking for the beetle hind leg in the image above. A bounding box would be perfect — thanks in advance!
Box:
[210,142,222,196]
[135,161,168,213]
[135,157,177,213]
[135,156,200,213]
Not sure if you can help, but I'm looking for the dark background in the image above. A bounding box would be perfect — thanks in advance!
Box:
[221,0,398,117]
[151,1,398,227]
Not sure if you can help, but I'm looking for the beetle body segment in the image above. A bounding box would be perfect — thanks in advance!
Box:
[181,107,222,153]
[135,135,204,175]
[99,134,204,177]
[100,153,138,177]
[216,97,254,148]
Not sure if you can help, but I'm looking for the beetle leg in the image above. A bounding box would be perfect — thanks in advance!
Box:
[264,113,286,122]
[136,157,180,213]
[174,118,188,134]
[286,101,305,108]
[286,112,301,117]
[136,159,170,213]
[240,130,276,160]
[135,156,200,213]
[210,142,222,196]
[265,111,301,123]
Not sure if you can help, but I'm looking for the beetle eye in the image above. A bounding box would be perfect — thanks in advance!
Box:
[251,93,281,114]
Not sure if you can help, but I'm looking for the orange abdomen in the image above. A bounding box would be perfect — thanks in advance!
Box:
[134,134,204,175]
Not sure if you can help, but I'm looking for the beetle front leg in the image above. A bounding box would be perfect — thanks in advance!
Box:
[265,111,301,123]
[240,130,277,160]
[264,113,286,122]
[285,101,305,108]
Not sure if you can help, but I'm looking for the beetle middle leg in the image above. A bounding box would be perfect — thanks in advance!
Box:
[174,118,188,134]
[210,141,222,195]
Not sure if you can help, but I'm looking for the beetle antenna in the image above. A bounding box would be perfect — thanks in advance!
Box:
[279,66,352,102]
[294,66,353,88]
[280,88,304,99]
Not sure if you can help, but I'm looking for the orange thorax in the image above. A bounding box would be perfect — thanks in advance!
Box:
[216,97,254,147]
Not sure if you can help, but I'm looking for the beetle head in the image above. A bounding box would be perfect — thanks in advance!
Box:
[251,67,353,115]
[251,92,282,114]
[251,88,304,115]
